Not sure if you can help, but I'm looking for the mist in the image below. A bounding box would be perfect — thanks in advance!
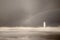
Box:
[0,0,60,27]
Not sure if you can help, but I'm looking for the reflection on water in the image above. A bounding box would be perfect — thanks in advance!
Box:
[0,31,60,40]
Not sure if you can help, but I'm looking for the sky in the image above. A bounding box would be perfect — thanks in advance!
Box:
[0,0,60,27]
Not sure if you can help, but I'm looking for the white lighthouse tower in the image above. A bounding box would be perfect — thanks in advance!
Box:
[43,21,46,28]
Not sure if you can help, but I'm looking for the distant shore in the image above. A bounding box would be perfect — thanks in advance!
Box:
[0,27,60,32]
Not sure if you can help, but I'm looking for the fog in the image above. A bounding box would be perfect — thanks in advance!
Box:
[0,0,60,26]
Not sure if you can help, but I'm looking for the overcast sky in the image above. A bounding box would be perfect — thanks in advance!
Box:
[0,0,60,27]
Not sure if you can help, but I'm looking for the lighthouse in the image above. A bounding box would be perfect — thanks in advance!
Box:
[43,21,46,28]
